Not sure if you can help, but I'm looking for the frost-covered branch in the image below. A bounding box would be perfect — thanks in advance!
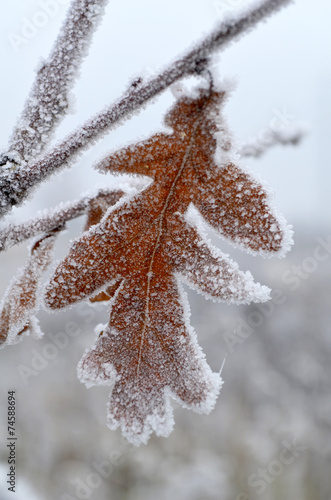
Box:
[240,120,308,158]
[3,0,108,166]
[0,189,123,252]
[0,0,291,218]
[0,0,108,216]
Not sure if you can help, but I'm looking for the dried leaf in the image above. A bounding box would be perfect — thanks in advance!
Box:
[0,232,57,348]
[45,86,291,444]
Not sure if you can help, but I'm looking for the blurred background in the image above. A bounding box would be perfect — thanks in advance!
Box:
[0,0,331,498]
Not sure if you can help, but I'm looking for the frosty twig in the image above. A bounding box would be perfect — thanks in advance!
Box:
[6,0,109,165]
[0,189,123,252]
[240,120,308,158]
[0,0,108,217]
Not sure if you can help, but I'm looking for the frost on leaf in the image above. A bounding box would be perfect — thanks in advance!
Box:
[0,232,57,348]
[83,189,124,232]
[45,85,292,445]
[84,189,124,303]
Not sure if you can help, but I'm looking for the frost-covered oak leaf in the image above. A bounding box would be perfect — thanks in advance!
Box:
[45,86,291,445]
[0,232,57,348]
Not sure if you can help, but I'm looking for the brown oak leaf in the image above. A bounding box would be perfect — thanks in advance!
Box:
[45,85,292,445]
[0,231,57,348]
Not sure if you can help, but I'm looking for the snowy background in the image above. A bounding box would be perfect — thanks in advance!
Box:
[0,0,331,498]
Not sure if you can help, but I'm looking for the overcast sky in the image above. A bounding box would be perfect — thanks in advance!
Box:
[1,0,330,227]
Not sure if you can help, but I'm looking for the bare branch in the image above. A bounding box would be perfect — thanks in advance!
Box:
[0,0,292,218]
[0,190,123,252]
